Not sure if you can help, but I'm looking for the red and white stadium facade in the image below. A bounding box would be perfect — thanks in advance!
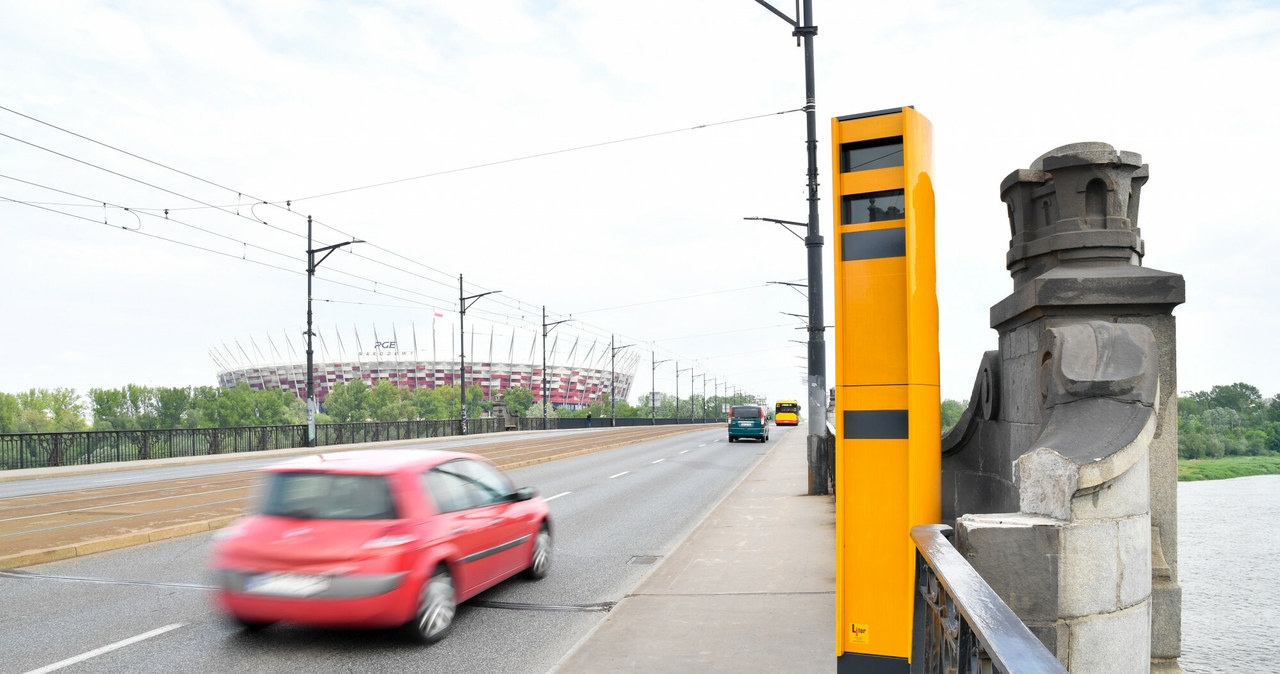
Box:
[213,324,638,409]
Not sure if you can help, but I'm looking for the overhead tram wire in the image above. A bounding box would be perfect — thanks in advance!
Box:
[0,130,305,243]
[0,176,468,311]
[1,196,457,312]
[2,103,802,311]
[0,109,463,300]
[1,105,770,338]
[283,107,805,205]
[1,107,761,376]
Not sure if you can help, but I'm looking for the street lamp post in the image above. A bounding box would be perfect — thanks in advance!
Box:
[610,336,633,426]
[458,274,500,436]
[305,215,362,447]
[542,306,570,430]
[751,0,826,495]
[651,351,670,424]
[709,377,717,421]
[675,363,691,425]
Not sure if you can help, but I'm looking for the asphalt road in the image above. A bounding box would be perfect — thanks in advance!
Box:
[0,426,780,674]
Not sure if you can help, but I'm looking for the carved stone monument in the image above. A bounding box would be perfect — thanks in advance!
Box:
[941,143,1184,672]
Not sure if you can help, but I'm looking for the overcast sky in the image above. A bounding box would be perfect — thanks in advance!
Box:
[2,0,1277,411]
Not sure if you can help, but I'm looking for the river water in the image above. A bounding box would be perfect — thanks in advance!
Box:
[1178,474,1280,673]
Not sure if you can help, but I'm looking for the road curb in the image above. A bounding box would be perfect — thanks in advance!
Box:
[0,515,239,569]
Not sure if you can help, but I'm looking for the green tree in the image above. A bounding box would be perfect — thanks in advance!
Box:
[322,380,370,423]
[502,386,535,416]
[88,387,133,431]
[0,392,20,433]
[368,379,408,422]
[16,388,87,432]
[154,387,192,428]
[941,399,966,432]
[410,387,448,420]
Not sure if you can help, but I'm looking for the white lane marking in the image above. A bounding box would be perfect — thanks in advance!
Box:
[544,492,571,502]
[698,443,707,447]
[679,450,690,454]
[24,623,185,674]
[609,471,630,479]
[651,459,665,464]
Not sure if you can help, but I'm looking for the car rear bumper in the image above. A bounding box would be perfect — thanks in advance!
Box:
[728,428,767,439]
[212,570,416,627]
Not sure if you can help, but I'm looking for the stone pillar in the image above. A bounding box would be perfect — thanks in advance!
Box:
[941,143,1185,672]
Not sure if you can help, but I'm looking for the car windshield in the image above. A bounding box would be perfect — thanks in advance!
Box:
[260,472,399,520]
[731,406,760,418]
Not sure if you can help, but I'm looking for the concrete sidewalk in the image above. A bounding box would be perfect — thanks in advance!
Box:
[551,428,836,673]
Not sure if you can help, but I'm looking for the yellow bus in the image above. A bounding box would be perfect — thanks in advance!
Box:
[774,400,800,426]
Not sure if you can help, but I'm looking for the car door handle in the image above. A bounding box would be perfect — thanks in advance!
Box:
[488,518,505,527]
[451,527,469,535]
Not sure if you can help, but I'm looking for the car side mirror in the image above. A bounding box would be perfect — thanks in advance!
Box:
[511,486,538,502]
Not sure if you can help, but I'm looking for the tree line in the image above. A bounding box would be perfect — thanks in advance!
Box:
[1176,382,1280,458]
[0,379,757,433]
[15,378,1263,459]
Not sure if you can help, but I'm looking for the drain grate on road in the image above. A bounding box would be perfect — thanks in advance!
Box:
[628,555,660,565]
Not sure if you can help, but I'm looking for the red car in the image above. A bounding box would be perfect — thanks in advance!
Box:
[210,449,552,643]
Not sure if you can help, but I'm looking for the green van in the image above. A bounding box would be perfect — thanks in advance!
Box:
[728,404,769,443]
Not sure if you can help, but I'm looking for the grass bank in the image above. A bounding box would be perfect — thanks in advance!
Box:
[1177,456,1280,481]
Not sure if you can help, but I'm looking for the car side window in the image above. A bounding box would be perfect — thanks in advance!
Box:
[424,468,479,513]
[424,460,514,512]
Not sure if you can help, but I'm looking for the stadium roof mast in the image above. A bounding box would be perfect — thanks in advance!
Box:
[306,215,362,447]
[542,306,571,430]
[459,274,501,435]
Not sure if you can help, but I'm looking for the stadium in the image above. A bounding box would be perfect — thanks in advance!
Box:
[212,324,639,410]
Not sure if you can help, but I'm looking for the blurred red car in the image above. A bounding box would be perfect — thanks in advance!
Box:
[210,449,552,643]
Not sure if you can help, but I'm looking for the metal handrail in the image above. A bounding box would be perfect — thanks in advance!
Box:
[912,524,1067,673]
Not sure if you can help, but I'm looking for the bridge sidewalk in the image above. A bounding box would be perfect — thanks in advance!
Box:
[551,427,837,673]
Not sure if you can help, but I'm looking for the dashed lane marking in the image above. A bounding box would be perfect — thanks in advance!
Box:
[544,492,571,502]
[608,471,630,479]
[23,623,186,674]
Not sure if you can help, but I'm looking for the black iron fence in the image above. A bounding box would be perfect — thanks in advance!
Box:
[0,416,729,471]
[0,419,485,471]
[911,524,1066,673]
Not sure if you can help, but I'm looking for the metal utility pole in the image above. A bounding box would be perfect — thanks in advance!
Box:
[305,215,362,447]
[675,363,691,425]
[710,377,717,420]
[458,274,500,436]
[701,375,707,422]
[651,351,670,424]
[610,336,633,425]
[541,306,570,430]
[689,368,695,422]
[752,0,826,495]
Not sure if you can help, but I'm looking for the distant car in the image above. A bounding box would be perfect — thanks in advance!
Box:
[728,404,769,443]
[209,449,552,644]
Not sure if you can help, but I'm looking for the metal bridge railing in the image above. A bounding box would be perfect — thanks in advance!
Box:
[912,524,1067,674]
[0,417,721,471]
[0,419,481,471]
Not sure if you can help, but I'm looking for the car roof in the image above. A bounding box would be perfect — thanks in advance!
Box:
[262,449,482,475]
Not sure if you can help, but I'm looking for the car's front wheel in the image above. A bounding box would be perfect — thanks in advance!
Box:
[524,524,552,580]
[406,566,456,644]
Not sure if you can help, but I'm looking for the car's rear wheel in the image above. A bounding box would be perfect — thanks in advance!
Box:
[407,566,456,644]
[524,524,552,580]
[728,436,736,443]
